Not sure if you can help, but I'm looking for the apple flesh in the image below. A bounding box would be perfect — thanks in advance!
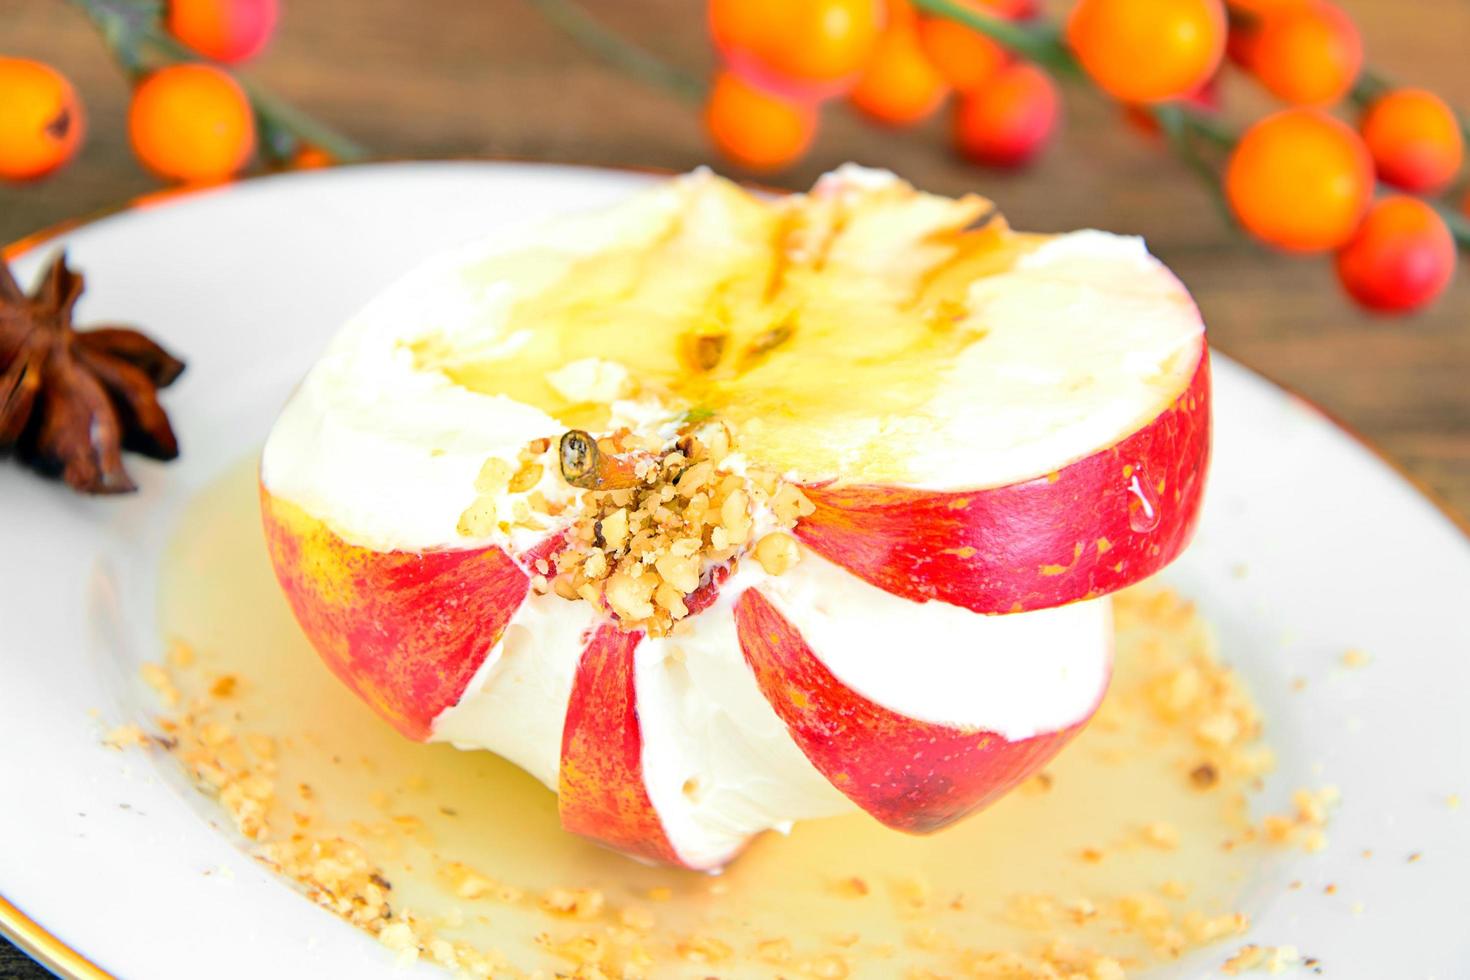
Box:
[796,353,1210,614]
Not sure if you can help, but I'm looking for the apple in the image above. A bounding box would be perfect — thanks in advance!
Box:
[259,166,1209,868]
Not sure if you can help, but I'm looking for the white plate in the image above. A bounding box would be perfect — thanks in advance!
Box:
[2,162,1468,979]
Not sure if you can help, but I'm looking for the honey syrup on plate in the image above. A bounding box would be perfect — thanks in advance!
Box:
[151,457,1278,978]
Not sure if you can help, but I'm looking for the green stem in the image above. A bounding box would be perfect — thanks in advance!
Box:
[521,0,706,103]
[1176,109,1236,149]
[1152,104,1236,229]
[909,0,1081,77]
[63,0,369,163]
[1436,202,1470,248]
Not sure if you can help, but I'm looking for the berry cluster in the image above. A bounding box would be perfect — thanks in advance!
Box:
[698,0,1467,313]
[707,0,1059,169]
[0,0,354,188]
[3,0,1466,315]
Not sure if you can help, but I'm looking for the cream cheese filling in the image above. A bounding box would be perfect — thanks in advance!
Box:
[429,554,1112,868]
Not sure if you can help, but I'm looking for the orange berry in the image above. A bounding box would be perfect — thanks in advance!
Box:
[290,145,333,170]
[952,62,1059,167]
[1360,88,1464,195]
[708,0,883,94]
[1223,0,1306,16]
[708,0,776,55]
[128,64,255,183]
[1226,108,1372,253]
[1336,196,1455,313]
[916,16,1008,91]
[1066,0,1226,104]
[1225,22,1263,69]
[705,71,817,171]
[0,58,85,182]
[1223,0,1307,67]
[850,17,949,125]
[166,0,279,64]
[1250,1,1360,106]
[881,0,920,31]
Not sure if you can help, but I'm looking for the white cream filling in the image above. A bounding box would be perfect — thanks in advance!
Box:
[429,554,1111,867]
[431,591,598,787]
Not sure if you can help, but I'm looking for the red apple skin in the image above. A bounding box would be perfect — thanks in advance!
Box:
[260,488,528,740]
[795,352,1210,614]
[558,625,688,866]
[734,589,1098,832]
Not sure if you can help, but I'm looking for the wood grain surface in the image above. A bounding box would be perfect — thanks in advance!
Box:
[1,0,1467,976]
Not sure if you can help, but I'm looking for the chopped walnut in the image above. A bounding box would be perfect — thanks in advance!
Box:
[139,661,180,707]
[456,440,557,539]
[1222,943,1300,975]
[676,934,733,964]
[102,723,149,750]
[546,418,813,635]
[539,885,605,919]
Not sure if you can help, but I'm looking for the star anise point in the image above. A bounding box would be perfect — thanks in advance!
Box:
[0,251,186,495]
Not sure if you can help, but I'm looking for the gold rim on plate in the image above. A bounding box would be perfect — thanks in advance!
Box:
[0,893,109,980]
[2,159,1467,979]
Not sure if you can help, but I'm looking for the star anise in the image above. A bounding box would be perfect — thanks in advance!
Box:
[1,252,185,494]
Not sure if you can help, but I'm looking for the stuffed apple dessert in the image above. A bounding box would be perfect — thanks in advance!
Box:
[260,166,1209,871]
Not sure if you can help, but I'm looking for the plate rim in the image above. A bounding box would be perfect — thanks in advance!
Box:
[4,158,1467,980]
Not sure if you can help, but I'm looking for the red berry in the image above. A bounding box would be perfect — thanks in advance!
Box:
[1360,88,1464,195]
[1335,196,1456,313]
[166,0,280,64]
[952,62,1059,167]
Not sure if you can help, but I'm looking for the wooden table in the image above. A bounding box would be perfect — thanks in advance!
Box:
[2,0,1466,975]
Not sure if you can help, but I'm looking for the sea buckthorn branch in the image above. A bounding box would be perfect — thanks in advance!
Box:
[533,0,1247,226]
[908,0,1470,250]
[1152,103,1237,228]
[63,0,369,164]
[909,0,1080,76]
[531,0,1466,309]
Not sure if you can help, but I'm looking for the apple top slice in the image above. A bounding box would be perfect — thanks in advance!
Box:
[261,166,1207,573]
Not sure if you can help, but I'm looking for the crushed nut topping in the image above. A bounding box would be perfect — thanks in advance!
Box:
[454,412,816,635]
[456,439,554,539]
[541,418,814,636]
